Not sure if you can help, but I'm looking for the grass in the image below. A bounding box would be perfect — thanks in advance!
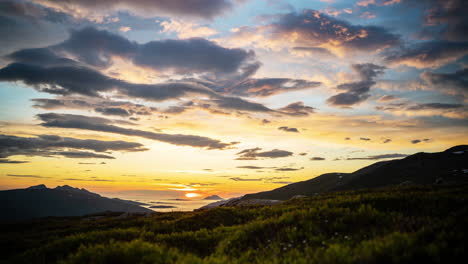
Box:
[0,185,467,263]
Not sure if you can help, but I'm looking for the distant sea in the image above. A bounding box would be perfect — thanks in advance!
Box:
[110,194,217,212]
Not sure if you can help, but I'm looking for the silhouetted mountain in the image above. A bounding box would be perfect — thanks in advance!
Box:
[242,145,468,200]
[203,195,223,200]
[26,184,47,190]
[0,185,152,222]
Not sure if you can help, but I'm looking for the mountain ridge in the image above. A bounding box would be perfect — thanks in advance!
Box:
[0,184,152,222]
[241,145,468,201]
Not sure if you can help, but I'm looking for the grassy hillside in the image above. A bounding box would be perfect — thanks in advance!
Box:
[1,185,467,264]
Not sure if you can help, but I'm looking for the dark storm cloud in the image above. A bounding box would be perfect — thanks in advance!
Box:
[271,9,400,52]
[420,68,468,96]
[278,101,315,116]
[278,126,299,133]
[346,153,407,160]
[225,78,321,97]
[36,113,238,150]
[0,134,146,160]
[327,63,386,107]
[236,148,293,160]
[95,107,131,117]
[383,41,468,68]
[310,157,325,161]
[360,138,371,141]
[32,0,235,19]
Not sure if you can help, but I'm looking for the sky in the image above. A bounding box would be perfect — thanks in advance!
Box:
[0,0,467,200]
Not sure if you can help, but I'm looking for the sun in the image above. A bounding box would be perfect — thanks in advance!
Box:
[185,193,201,198]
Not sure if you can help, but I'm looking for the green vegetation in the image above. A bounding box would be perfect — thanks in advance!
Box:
[1,185,467,264]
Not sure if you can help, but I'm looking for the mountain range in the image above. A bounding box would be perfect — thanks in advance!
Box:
[241,145,468,201]
[0,185,152,222]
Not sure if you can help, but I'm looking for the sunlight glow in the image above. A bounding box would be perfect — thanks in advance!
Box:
[185,193,202,198]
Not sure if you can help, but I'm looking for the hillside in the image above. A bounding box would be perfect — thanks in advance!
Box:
[0,185,466,263]
[0,185,152,221]
[241,145,468,200]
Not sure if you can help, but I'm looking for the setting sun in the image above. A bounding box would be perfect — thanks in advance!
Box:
[185,193,202,198]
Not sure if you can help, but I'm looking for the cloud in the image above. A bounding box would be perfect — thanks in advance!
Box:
[0,60,225,101]
[161,19,218,38]
[32,0,235,19]
[291,47,336,57]
[236,166,268,169]
[229,176,291,182]
[270,9,400,53]
[422,0,468,42]
[37,113,238,150]
[236,147,293,160]
[6,174,49,178]
[225,78,321,97]
[360,137,371,141]
[376,101,467,119]
[278,126,299,133]
[310,157,325,161]
[229,177,263,181]
[274,167,303,171]
[346,153,407,160]
[211,96,274,112]
[411,139,431,144]
[384,41,468,69]
[356,0,401,7]
[278,101,315,116]
[0,0,68,55]
[420,68,468,97]
[54,151,115,159]
[377,95,399,102]
[119,26,131,32]
[0,133,146,160]
[327,63,386,107]
[95,107,131,117]
[53,27,257,76]
[0,159,29,164]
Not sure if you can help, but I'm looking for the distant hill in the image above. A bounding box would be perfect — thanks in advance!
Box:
[242,145,468,201]
[0,185,152,222]
[203,195,223,200]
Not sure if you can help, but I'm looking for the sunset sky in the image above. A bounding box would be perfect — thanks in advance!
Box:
[0,0,467,199]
